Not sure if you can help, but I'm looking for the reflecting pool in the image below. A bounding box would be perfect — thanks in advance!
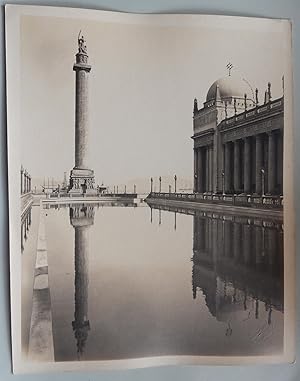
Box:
[22,201,284,361]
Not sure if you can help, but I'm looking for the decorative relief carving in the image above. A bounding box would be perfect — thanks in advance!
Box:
[221,117,283,143]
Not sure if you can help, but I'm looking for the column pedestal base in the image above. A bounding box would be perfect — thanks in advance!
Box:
[68,168,97,196]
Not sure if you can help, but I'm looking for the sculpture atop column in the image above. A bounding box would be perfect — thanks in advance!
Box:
[69,32,97,196]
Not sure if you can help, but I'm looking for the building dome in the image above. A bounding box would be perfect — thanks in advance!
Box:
[206,75,254,102]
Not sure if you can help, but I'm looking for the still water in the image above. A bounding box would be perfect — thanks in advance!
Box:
[22,201,284,361]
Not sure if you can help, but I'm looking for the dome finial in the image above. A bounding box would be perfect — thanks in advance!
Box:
[226,62,233,76]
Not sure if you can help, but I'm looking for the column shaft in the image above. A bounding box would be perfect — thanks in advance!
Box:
[194,149,198,192]
[234,140,241,193]
[255,135,263,194]
[268,132,276,194]
[224,143,231,193]
[209,146,214,192]
[277,132,283,195]
[75,70,89,169]
[197,148,204,193]
[244,137,251,193]
[205,147,209,192]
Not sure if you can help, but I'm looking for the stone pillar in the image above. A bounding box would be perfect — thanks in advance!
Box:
[268,132,276,194]
[197,148,204,193]
[194,149,198,192]
[233,140,241,193]
[277,132,283,195]
[74,60,90,169]
[205,147,209,192]
[209,145,214,192]
[243,137,251,194]
[224,143,231,193]
[69,35,96,195]
[255,135,263,194]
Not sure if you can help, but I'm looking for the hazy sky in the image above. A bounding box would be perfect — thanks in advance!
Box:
[20,13,287,186]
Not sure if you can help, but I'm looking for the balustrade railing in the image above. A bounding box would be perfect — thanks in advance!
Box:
[147,192,283,209]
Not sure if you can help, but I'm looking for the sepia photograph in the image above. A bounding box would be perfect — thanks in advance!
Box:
[5,5,295,373]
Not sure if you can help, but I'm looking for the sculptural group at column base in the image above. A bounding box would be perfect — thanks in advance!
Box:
[68,168,97,196]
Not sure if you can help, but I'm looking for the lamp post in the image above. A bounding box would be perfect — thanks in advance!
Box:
[169,185,171,194]
[159,176,162,193]
[134,184,136,194]
[174,174,177,193]
[222,170,225,196]
[261,168,265,197]
[150,177,153,193]
[124,185,126,194]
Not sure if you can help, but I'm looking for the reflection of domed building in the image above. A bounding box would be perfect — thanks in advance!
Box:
[193,71,283,195]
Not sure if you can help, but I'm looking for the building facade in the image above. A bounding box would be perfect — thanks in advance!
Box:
[192,75,283,196]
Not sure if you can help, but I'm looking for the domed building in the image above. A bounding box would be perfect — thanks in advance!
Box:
[192,72,284,197]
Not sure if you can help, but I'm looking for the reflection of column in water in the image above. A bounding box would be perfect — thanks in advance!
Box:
[70,205,94,358]
[255,226,263,268]
[242,223,251,265]
[211,219,218,266]
[233,222,241,261]
[224,221,232,257]
[267,228,277,272]
[278,228,284,272]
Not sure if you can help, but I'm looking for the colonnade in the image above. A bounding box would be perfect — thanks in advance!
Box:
[223,131,283,195]
[194,130,283,195]
[20,166,32,194]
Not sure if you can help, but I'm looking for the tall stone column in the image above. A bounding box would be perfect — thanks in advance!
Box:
[277,132,283,195]
[268,132,276,194]
[197,148,204,193]
[243,137,251,194]
[233,140,241,193]
[70,205,94,357]
[205,147,209,192]
[69,34,96,196]
[194,149,198,192]
[255,135,263,194]
[209,146,214,192]
[224,143,231,193]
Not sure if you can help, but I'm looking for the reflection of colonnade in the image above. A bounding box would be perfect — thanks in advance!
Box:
[192,214,283,324]
[69,204,95,358]
[147,203,283,325]
[21,206,32,252]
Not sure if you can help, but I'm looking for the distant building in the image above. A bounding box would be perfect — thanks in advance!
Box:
[192,74,283,195]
